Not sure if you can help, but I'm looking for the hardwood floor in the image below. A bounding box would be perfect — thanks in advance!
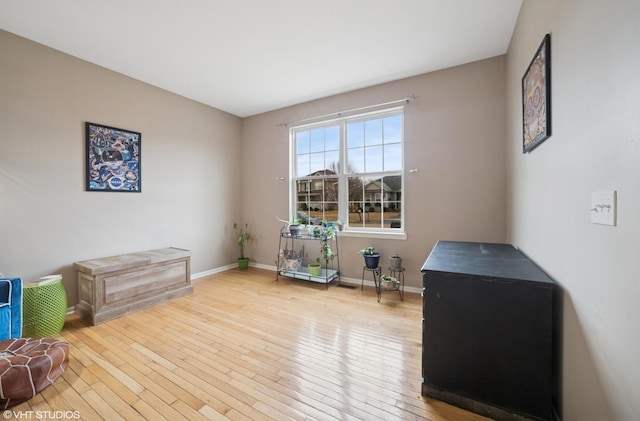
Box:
[10,269,489,420]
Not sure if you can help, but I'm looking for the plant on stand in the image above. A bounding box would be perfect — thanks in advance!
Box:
[233,222,253,270]
[389,254,403,269]
[276,215,303,236]
[321,241,335,261]
[308,257,322,276]
[359,246,381,269]
[380,274,400,290]
[307,227,336,278]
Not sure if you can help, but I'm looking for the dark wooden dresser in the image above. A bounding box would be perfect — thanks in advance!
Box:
[421,241,561,421]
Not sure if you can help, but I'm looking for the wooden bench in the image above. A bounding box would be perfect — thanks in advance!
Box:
[74,247,192,325]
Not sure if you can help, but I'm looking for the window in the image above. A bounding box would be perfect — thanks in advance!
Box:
[291,107,403,233]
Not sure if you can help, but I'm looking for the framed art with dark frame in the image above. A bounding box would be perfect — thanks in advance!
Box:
[86,122,141,192]
[522,33,551,153]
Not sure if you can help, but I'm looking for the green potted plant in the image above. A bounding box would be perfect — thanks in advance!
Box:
[380,274,400,290]
[233,222,253,270]
[359,246,380,269]
[321,241,334,261]
[307,233,336,278]
[308,257,322,276]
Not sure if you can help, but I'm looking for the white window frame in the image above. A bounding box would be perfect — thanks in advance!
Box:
[289,107,406,239]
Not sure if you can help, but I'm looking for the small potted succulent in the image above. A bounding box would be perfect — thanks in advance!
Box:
[380,274,400,291]
[359,246,380,269]
[233,222,253,270]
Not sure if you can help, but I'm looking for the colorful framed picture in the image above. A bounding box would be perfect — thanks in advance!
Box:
[86,122,141,192]
[522,34,551,153]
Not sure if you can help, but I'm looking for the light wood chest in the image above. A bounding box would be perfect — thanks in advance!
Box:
[74,247,192,325]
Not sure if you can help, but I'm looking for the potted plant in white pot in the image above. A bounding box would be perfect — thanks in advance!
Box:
[233,222,253,270]
[380,274,400,291]
[359,246,381,269]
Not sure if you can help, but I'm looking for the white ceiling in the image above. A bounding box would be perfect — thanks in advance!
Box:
[0,0,522,117]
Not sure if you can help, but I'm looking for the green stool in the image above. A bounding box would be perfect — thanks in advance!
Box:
[22,276,67,337]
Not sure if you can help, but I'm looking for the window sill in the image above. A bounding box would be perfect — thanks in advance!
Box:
[338,230,407,240]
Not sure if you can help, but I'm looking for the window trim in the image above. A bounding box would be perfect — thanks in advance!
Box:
[289,106,405,238]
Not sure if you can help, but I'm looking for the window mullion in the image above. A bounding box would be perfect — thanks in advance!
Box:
[337,121,348,226]
[289,129,296,221]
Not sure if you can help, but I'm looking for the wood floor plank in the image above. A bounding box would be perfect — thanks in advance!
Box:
[89,382,145,421]
[20,268,489,421]
[116,363,178,405]
[80,388,125,421]
[51,377,102,420]
[247,373,342,421]
[131,399,169,421]
[169,400,215,421]
[81,346,145,397]
[137,389,187,420]
[228,374,318,421]
[198,404,233,421]
[129,342,179,371]
[145,362,213,412]
[62,358,96,394]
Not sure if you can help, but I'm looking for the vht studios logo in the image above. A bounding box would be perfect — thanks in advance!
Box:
[3,410,81,419]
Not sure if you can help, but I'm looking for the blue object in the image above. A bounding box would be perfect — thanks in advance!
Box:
[0,278,23,340]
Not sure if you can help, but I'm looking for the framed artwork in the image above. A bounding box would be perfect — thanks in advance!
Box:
[86,122,141,192]
[522,33,551,153]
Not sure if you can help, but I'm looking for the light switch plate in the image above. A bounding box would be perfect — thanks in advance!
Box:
[591,190,616,226]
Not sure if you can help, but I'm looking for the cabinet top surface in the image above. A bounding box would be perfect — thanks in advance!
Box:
[421,241,554,284]
[74,247,191,274]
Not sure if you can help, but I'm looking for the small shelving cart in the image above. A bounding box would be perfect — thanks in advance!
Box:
[276,225,340,288]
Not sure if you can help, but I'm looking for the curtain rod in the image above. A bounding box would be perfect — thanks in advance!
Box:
[277,94,417,127]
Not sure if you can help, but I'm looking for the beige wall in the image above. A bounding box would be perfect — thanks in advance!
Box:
[0,30,243,306]
[507,1,640,419]
[242,56,508,289]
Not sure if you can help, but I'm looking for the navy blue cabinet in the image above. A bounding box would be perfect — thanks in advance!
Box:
[421,241,561,421]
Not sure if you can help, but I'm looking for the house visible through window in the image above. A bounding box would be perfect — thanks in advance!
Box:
[291,107,403,232]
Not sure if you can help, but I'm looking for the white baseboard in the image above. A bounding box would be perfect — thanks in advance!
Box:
[228,262,423,295]
[67,264,421,316]
[191,264,236,280]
